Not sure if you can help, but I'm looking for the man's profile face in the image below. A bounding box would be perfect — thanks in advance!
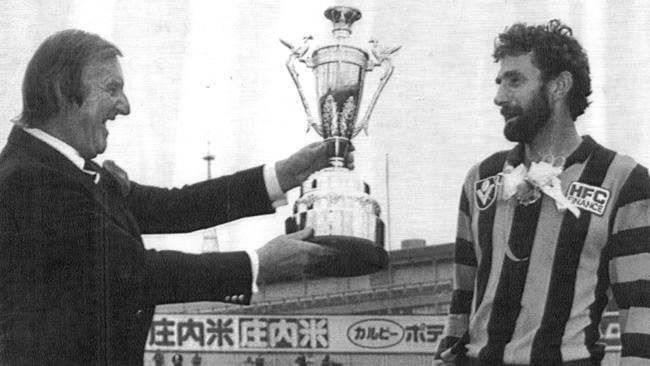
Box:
[493,52,551,143]
[69,57,130,159]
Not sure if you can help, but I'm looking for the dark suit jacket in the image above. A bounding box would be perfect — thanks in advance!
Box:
[0,127,276,365]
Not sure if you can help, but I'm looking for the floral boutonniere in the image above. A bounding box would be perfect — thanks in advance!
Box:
[500,156,580,218]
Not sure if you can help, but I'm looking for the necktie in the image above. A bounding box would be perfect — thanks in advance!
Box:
[83,159,101,184]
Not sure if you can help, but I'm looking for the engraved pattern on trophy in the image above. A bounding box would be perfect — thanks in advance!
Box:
[281,6,400,276]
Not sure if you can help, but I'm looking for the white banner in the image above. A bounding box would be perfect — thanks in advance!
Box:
[145,314,447,353]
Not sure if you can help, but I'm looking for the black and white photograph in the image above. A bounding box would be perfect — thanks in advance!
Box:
[0,0,648,365]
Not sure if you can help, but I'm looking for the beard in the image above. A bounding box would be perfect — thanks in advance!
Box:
[501,86,551,143]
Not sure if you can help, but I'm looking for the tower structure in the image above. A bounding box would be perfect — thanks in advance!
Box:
[201,141,220,253]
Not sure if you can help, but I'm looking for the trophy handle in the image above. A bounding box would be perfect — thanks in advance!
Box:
[280,38,323,136]
[353,42,401,137]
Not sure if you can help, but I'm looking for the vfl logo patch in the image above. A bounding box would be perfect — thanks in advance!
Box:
[565,182,610,216]
[475,175,500,210]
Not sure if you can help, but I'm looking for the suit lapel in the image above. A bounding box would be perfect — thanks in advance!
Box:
[93,167,142,235]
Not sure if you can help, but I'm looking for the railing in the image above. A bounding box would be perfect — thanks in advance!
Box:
[191,279,453,315]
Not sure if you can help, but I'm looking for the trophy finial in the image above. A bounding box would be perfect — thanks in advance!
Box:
[324,6,362,39]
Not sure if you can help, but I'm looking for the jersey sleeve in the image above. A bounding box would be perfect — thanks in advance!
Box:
[608,164,650,364]
[437,166,478,357]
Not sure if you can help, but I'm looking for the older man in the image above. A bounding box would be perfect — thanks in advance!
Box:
[0,29,347,365]
[437,20,650,365]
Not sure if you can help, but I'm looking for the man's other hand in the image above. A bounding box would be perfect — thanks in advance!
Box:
[275,141,355,192]
[434,335,465,365]
[255,228,338,285]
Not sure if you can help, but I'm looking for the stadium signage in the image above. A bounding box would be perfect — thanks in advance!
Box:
[347,319,404,348]
[145,315,446,353]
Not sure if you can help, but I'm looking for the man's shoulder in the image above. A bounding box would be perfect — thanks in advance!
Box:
[603,148,650,203]
[463,149,511,184]
[0,147,38,183]
[601,145,645,171]
[0,148,79,196]
[590,141,648,187]
[579,137,647,173]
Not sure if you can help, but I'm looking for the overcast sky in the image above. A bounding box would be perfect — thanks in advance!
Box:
[1,0,649,253]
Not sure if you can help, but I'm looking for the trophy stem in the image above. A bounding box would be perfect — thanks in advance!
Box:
[325,136,352,168]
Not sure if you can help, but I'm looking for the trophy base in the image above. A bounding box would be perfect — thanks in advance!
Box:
[285,218,388,277]
[311,235,388,277]
[287,167,387,277]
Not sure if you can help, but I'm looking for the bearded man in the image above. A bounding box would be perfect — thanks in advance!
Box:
[436,20,650,365]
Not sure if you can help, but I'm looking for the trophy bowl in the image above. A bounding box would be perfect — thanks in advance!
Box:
[282,6,399,277]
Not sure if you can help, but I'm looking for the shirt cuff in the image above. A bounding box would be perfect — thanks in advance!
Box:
[246,249,260,294]
[263,163,288,208]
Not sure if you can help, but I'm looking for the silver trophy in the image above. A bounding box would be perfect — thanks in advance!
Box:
[282,6,399,276]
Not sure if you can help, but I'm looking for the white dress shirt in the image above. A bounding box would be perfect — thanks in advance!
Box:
[23,127,287,294]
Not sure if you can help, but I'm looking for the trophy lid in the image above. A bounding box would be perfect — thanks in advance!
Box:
[310,6,368,67]
[324,6,362,40]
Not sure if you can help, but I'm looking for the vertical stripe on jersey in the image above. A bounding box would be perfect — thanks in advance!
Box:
[583,241,610,357]
[451,188,477,315]
[475,152,509,311]
[456,188,477,267]
[530,146,616,364]
[478,198,542,364]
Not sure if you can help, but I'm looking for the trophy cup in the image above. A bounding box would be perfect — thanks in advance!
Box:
[282,6,399,276]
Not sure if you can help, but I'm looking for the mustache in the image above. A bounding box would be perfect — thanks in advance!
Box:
[500,105,523,119]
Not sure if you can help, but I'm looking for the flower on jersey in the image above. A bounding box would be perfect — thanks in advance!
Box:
[501,163,540,206]
[500,157,580,218]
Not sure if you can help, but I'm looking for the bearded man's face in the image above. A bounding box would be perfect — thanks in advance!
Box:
[494,52,551,143]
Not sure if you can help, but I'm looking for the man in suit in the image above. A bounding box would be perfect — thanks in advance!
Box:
[0,29,349,365]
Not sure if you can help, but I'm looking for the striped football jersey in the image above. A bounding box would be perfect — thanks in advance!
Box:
[441,136,650,365]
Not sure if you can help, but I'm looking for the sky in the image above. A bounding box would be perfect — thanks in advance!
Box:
[1,0,649,253]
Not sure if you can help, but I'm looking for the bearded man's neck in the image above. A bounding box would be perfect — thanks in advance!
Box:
[524,114,582,166]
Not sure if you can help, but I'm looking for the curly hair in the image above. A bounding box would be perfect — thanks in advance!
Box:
[493,19,592,121]
[17,30,122,127]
